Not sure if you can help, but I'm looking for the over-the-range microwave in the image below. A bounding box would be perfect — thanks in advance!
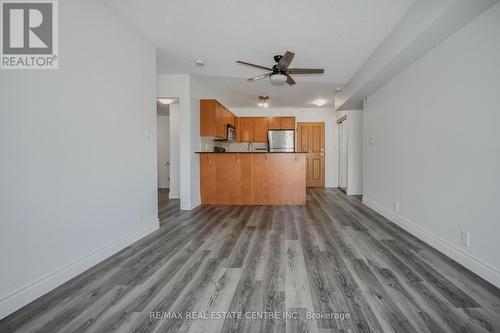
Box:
[215,124,236,142]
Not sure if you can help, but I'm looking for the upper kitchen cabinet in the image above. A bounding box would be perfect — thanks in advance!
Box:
[200,99,234,139]
[280,117,296,129]
[268,116,296,130]
[268,117,281,130]
[234,117,241,142]
[239,117,254,142]
[239,117,268,143]
[254,117,268,142]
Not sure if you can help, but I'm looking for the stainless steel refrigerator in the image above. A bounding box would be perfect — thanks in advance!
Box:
[268,130,295,152]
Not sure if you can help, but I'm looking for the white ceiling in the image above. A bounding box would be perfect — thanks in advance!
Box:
[107,0,416,106]
[191,75,339,108]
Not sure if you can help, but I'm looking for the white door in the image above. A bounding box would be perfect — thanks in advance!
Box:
[338,119,348,191]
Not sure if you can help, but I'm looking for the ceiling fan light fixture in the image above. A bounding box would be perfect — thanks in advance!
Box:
[237,51,324,86]
[269,73,287,85]
[258,96,269,108]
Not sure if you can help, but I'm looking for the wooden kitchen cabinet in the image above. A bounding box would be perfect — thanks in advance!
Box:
[254,117,268,142]
[199,153,306,205]
[214,154,253,205]
[215,103,226,138]
[267,117,281,130]
[234,117,241,142]
[267,116,296,130]
[199,153,217,204]
[252,153,305,205]
[252,154,274,204]
[204,110,297,142]
[200,99,234,139]
[200,100,217,137]
[239,117,255,142]
[280,117,296,129]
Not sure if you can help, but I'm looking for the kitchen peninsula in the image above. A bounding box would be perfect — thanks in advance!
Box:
[197,152,306,205]
[198,99,307,205]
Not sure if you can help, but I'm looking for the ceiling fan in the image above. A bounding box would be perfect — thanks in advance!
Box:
[237,51,324,86]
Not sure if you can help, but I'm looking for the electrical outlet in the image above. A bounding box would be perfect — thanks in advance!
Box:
[393,201,399,212]
[369,137,375,145]
[461,231,470,247]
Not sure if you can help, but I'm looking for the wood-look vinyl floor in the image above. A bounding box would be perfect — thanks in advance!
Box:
[1,188,500,332]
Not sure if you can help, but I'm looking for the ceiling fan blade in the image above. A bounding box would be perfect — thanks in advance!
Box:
[287,68,324,74]
[247,73,271,81]
[277,51,295,69]
[286,75,296,85]
[237,61,273,71]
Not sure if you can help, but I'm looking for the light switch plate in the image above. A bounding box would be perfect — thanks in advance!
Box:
[461,231,470,247]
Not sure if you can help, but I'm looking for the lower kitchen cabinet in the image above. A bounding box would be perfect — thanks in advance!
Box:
[199,154,217,204]
[252,153,306,205]
[214,154,253,205]
[199,153,306,205]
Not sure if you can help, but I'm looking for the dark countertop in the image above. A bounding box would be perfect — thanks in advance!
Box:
[195,151,306,154]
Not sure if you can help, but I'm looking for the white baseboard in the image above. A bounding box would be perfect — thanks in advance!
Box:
[0,219,160,320]
[169,192,180,199]
[362,197,500,288]
[346,187,363,196]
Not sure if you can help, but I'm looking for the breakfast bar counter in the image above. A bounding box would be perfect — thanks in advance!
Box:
[197,152,306,205]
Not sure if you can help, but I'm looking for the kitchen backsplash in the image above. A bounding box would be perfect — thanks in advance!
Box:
[229,142,267,151]
[199,137,267,152]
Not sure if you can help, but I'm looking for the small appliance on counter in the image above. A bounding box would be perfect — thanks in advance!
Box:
[213,146,226,153]
[268,130,295,152]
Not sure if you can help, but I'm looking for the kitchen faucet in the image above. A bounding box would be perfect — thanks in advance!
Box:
[247,140,254,151]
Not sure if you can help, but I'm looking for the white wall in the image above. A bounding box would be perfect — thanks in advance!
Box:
[168,104,181,199]
[0,0,157,318]
[189,80,203,209]
[157,113,170,189]
[363,3,500,287]
[232,108,338,188]
[157,74,200,209]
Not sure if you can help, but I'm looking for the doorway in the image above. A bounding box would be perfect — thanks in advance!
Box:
[156,97,180,201]
[338,116,348,192]
[297,122,325,187]
[157,101,170,190]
